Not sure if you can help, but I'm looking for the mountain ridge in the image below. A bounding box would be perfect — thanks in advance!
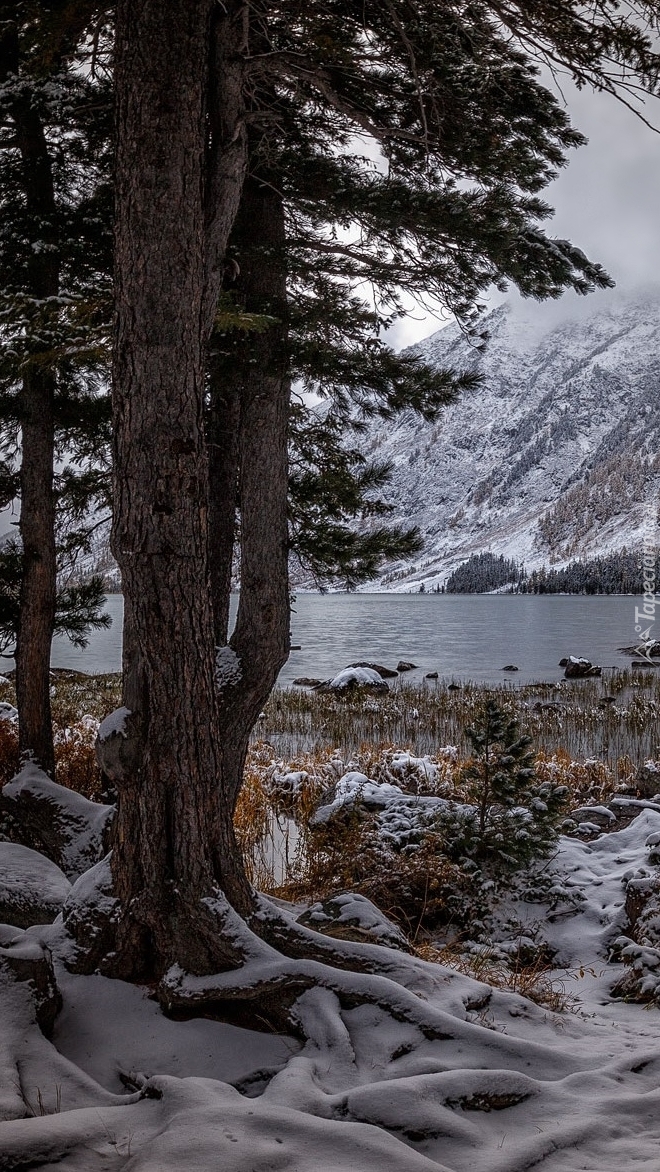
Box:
[357,290,660,591]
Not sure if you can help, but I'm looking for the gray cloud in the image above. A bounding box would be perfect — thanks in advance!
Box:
[388,80,660,350]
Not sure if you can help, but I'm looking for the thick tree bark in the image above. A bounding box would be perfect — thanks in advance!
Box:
[203,3,249,338]
[9,49,59,778]
[210,176,291,814]
[110,0,252,980]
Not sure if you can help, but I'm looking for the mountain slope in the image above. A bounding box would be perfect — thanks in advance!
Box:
[359,291,660,590]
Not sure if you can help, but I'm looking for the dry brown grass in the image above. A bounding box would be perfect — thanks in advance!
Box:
[0,672,121,800]
[0,720,20,787]
[259,674,660,765]
[534,748,633,808]
[416,941,578,1013]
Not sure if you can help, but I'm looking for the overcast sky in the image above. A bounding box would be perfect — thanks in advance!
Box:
[387,78,660,350]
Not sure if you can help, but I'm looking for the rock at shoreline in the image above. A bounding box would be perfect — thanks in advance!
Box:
[292,677,324,687]
[619,640,660,657]
[315,667,389,696]
[347,661,399,679]
[425,671,439,679]
[564,656,602,679]
[396,660,417,672]
[636,761,660,799]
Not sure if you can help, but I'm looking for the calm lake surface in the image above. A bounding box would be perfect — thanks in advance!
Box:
[49,593,648,686]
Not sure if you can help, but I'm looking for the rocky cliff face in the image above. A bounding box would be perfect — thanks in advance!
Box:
[359,290,660,590]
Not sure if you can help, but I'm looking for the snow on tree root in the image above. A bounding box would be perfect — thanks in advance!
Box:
[297,893,411,952]
[0,927,145,1127]
[0,842,71,929]
[0,1074,452,1171]
[8,821,660,1169]
[1,763,115,880]
[157,908,582,1085]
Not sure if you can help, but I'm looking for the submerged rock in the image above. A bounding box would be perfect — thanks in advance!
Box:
[502,664,519,672]
[619,640,660,657]
[396,660,417,672]
[563,656,601,679]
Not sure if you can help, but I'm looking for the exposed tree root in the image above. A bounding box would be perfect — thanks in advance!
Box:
[155,899,579,1083]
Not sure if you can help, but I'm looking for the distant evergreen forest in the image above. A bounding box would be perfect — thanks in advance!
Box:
[442,551,659,595]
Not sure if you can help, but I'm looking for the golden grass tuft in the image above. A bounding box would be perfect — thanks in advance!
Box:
[416,941,578,1013]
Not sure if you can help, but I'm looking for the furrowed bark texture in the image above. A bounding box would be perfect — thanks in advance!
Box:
[203,3,249,338]
[111,0,252,979]
[7,22,59,778]
[211,177,291,814]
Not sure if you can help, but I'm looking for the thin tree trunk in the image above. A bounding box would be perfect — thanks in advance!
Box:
[211,176,291,813]
[207,367,240,645]
[16,365,56,777]
[110,0,252,981]
[9,50,59,777]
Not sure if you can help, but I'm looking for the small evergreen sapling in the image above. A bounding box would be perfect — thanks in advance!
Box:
[448,700,568,873]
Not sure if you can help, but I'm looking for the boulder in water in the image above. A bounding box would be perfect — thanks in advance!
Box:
[347,661,398,678]
[315,667,389,696]
[564,656,601,679]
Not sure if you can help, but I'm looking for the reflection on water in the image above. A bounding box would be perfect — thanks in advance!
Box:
[50,592,648,688]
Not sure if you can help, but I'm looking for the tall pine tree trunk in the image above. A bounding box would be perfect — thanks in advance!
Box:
[110,0,252,980]
[16,365,56,777]
[210,176,291,814]
[11,75,59,778]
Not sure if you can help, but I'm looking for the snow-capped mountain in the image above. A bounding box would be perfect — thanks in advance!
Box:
[361,289,660,590]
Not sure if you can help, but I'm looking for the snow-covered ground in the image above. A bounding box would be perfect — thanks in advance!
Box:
[4,804,660,1168]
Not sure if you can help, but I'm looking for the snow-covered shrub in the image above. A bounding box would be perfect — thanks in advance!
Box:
[361,747,457,795]
[534,750,622,808]
[610,864,660,1003]
[279,705,568,939]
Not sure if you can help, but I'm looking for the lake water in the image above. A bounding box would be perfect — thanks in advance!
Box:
[49,593,649,686]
